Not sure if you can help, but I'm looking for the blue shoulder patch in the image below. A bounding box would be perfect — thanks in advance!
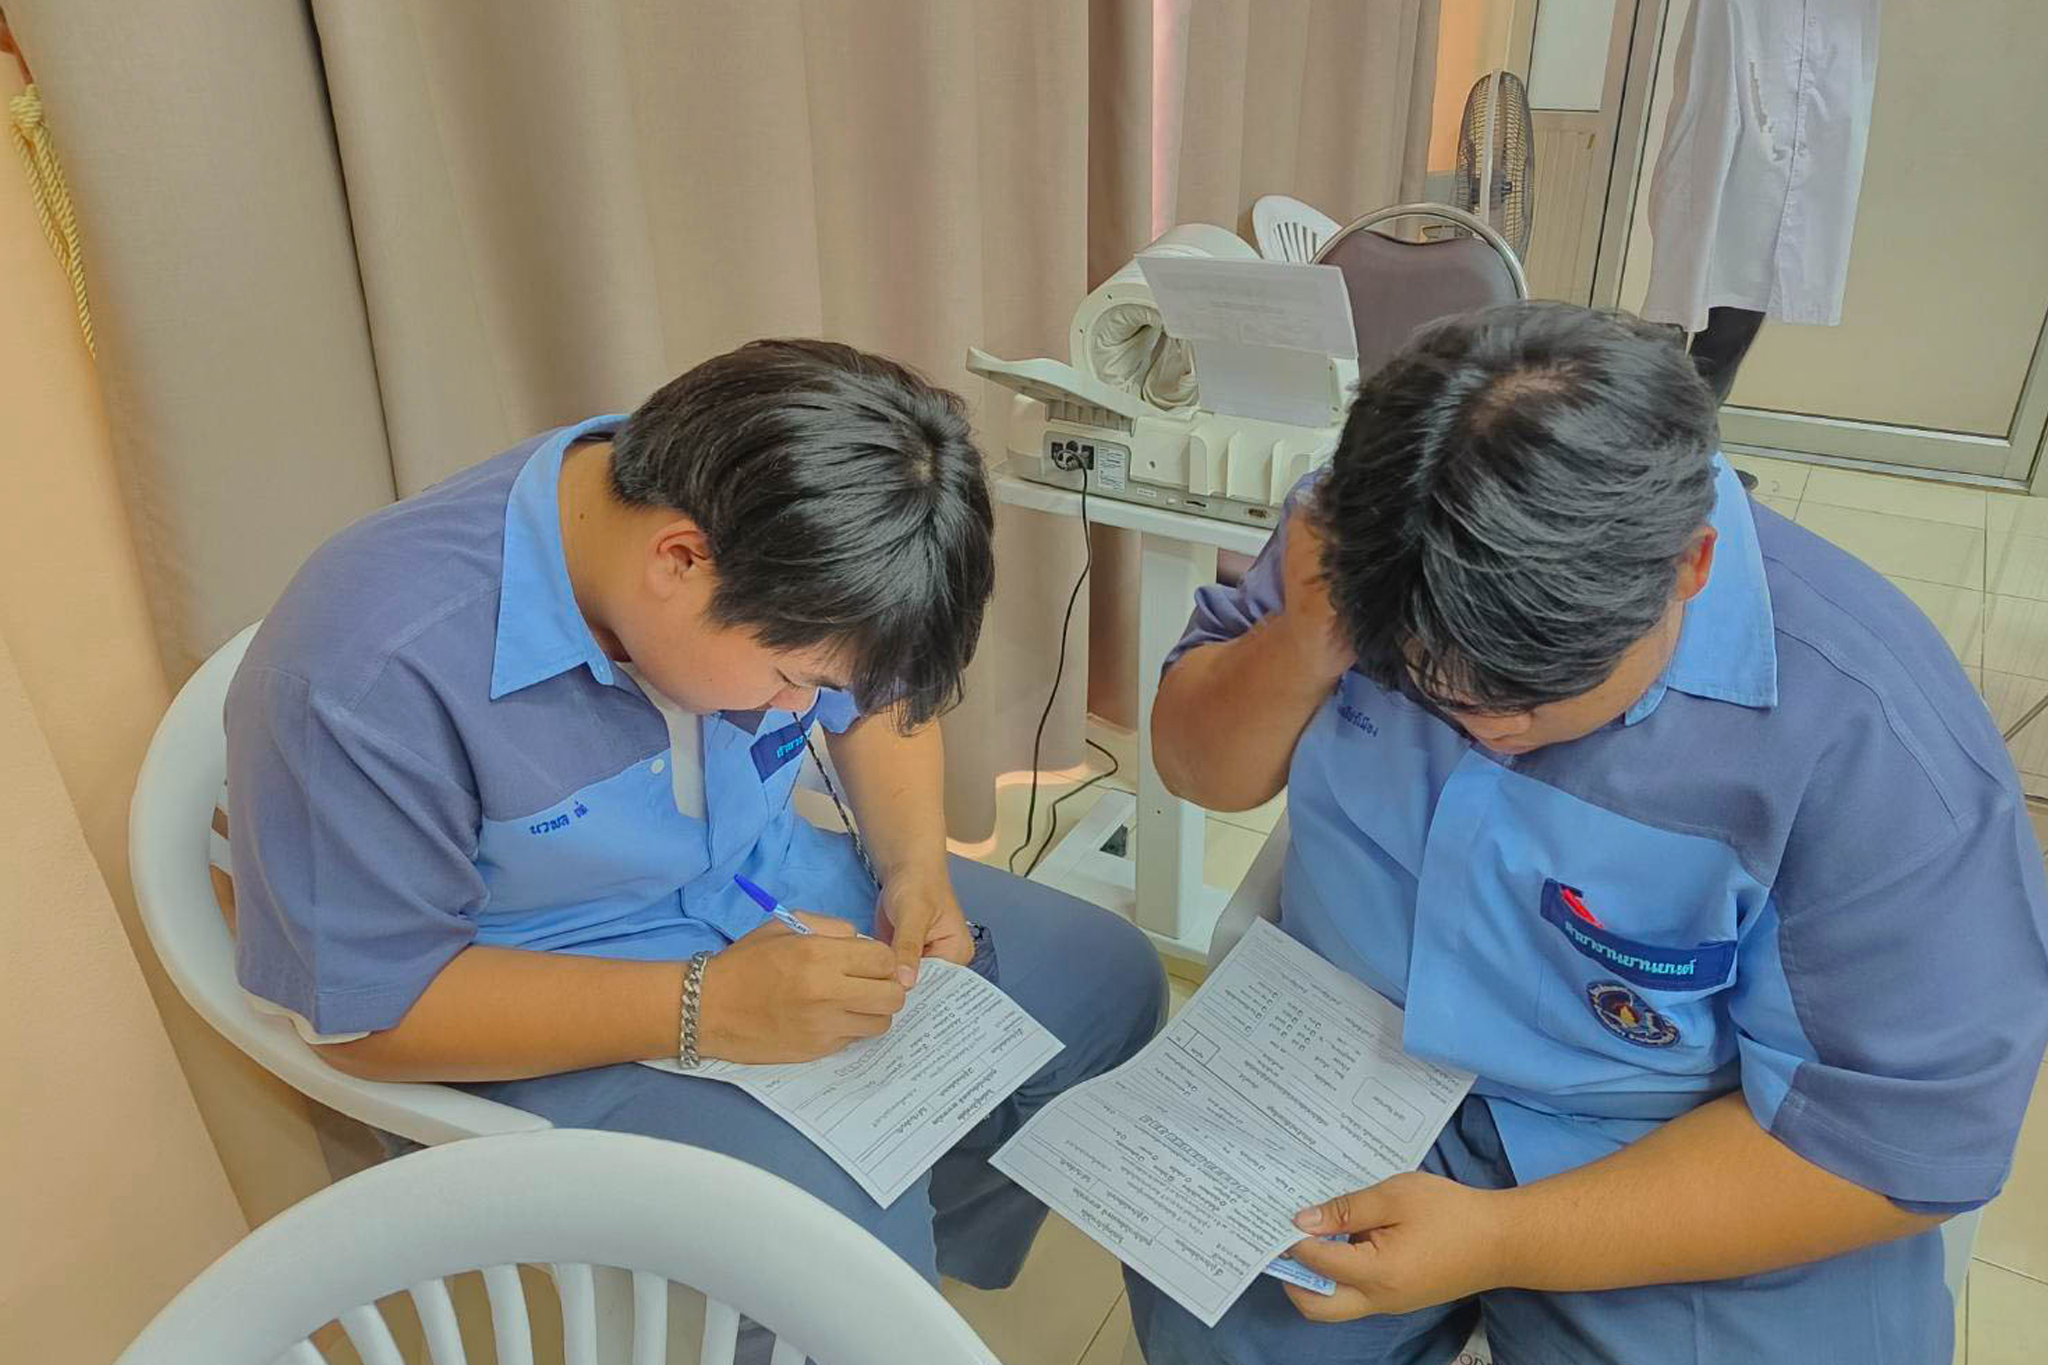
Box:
[749,703,821,781]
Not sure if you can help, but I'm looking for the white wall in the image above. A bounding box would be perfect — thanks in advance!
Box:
[1528,0,1612,111]
[1431,0,1519,172]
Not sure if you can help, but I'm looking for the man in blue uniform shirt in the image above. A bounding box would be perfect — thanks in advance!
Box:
[226,339,1166,1288]
[1142,303,2048,1363]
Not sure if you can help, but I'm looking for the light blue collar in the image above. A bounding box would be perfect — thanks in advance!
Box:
[489,415,632,701]
[1623,457,1779,726]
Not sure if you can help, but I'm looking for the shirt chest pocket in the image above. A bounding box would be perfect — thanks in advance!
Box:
[1530,879,1739,1069]
[477,760,709,916]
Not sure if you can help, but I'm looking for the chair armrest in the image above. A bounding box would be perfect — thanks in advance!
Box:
[275,1052,554,1147]
[219,1003,552,1147]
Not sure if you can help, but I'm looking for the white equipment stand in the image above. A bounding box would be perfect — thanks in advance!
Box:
[994,470,1272,967]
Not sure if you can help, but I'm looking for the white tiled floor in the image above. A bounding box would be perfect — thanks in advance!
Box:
[944,453,2048,1363]
[942,1215,1129,1365]
[1797,502,1989,589]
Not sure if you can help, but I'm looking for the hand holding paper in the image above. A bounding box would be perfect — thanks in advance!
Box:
[1281,1171,1512,1322]
[991,920,1474,1326]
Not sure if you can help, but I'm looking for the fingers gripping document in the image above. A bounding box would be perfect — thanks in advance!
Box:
[991,920,1473,1327]
[644,960,1062,1207]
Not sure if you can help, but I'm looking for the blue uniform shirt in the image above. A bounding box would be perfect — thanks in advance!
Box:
[1169,460,2048,1212]
[227,417,870,1036]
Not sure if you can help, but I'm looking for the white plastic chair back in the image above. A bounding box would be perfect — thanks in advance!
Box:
[1251,195,1341,264]
[128,622,547,1146]
[1205,812,1288,971]
[115,1129,1002,1365]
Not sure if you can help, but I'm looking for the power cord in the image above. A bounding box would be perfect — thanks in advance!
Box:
[1008,464,1101,876]
[1023,737,1121,878]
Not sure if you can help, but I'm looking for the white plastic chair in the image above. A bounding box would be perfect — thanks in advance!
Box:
[131,623,550,1145]
[1205,813,1287,972]
[131,623,855,1147]
[1202,813,1983,1319]
[115,1128,1001,1365]
[1251,195,1342,264]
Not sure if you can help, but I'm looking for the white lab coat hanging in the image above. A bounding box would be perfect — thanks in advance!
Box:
[1640,0,1883,334]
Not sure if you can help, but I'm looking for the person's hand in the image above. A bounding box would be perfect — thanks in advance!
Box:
[1281,1173,1511,1322]
[876,864,974,986]
[1276,508,1354,682]
[696,913,908,1064]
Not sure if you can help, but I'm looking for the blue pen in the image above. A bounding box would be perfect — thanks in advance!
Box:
[733,873,812,935]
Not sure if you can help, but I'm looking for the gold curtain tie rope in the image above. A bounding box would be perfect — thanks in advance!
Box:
[10,83,95,357]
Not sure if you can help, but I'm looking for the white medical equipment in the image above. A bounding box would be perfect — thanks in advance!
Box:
[976,201,1530,965]
[968,224,1358,533]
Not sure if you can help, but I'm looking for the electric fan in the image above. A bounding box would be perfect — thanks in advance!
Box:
[1454,70,1534,258]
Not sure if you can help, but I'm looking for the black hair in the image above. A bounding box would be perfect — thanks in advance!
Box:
[610,339,994,727]
[1312,301,1719,713]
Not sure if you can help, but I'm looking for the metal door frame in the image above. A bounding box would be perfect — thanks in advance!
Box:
[1584,0,2048,488]
[1716,323,2048,487]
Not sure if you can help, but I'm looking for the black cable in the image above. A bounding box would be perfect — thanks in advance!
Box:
[1022,737,1122,878]
[1008,465,1095,875]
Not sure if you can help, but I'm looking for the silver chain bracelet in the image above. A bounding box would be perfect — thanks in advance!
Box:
[678,949,711,1069]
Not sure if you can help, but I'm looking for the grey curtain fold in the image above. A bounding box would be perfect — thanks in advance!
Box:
[6,0,399,683]
[9,0,1435,839]
[1084,0,1440,729]
[312,0,1116,841]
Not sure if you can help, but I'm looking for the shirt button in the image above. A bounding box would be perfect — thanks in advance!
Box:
[651,758,667,775]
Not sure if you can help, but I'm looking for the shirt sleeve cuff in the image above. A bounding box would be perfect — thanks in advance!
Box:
[244,991,371,1045]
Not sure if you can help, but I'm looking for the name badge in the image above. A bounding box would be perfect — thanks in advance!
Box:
[1539,880,1734,992]
[749,702,821,781]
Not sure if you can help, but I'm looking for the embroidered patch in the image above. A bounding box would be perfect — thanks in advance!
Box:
[1539,881,1735,991]
[1336,702,1378,736]
[1585,980,1681,1048]
[748,702,820,781]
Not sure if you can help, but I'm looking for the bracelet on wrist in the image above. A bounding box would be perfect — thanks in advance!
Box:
[678,950,711,1069]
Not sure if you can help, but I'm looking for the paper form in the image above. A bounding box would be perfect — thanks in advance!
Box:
[643,960,1062,1207]
[1136,256,1358,426]
[990,919,1473,1327]
[1138,257,1359,356]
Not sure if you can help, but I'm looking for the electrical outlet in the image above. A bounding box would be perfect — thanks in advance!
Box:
[1048,439,1094,471]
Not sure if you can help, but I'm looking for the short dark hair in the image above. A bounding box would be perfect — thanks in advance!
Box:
[611,339,994,727]
[1312,301,1719,713]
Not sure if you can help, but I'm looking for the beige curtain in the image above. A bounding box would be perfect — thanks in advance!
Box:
[305,0,1115,840]
[1085,0,1440,728]
[1163,0,1440,232]
[10,0,1436,841]
[0,56,253,1362]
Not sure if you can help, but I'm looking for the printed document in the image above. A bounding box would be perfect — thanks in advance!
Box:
[992,919,1473,1326]
[1136,255,1357,426]
[644,960,1062,1207]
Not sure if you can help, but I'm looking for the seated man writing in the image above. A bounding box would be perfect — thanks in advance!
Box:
[224,339,1166,1284]
[1140,303,2048,1363]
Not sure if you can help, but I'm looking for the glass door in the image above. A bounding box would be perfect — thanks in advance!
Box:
[1602,0,2048,485]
